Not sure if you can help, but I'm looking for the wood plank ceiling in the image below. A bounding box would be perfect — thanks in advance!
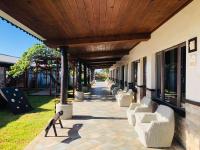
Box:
[0,0,192,68]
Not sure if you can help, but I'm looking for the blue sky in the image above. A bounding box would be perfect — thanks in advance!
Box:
[0,19,41,57]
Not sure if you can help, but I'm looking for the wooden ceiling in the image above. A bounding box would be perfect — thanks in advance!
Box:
[0,0,192,68]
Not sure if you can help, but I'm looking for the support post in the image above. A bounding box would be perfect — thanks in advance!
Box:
[35,62,38,88]
[72,63,75,98]
[60,46,68,104]
[46,68,48,87]
[83,64,87,86]
[76,60,82,91]
[55,58,59,94]
[75,62,78,90]
[88,68,90,84]
[75,60,84,101]
[50,67,52,96]
[56,48,72,120]
[91,69,95,81]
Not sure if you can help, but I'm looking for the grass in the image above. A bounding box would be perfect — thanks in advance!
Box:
[0,96,56,150]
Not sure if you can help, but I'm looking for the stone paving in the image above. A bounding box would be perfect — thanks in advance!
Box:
[25,82,182,150]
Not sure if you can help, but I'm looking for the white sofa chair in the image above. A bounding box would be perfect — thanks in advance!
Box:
[115,87,128,99]
[126,96,152,125]
[90,80,96,86]
[105,78,109,85]
[117,89,133,107]
[135,105,175,148]
[112,86,121,95]
[109,83,116,91]
[106,79,113,87]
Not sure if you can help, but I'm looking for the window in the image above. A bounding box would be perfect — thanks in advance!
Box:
[164,48,178,103]
[121,66,125,88]
[116,67,120,82]
[155,43,186,107]
[131,61,138,88]
[143,57,147,97]
[121,65,125,82]
[125,64,128,86]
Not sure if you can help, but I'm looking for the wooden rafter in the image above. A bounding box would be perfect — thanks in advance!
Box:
[75,50,129,59]
[88,61,116,64]
[88,62,115,66]
[45,33,150,46]
[83,57,121,62]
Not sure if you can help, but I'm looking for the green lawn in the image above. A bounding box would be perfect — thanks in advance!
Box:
[0,96,56,150]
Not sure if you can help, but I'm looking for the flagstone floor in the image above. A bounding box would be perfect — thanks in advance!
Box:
[25,82,183,150]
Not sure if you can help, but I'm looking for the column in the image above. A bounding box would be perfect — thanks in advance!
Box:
[88,68,90,84]
[72,62,75,98]
[137,58,143,102]
[83,64,87,86]
[60,46,68,104]
[76,60,82,91]
[91,69,95,81]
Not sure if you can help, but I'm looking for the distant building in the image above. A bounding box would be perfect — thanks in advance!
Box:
[0,54,18,88]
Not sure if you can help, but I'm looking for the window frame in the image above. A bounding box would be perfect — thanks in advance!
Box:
[131,60,139,88]
[155,42,186,108]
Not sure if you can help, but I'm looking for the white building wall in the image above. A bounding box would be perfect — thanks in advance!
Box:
[110,1,200,149]
[113,0,200,103]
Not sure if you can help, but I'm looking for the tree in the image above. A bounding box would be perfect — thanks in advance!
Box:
[101,69,109,74]
[8,44,60,78]
[95,69,109,81]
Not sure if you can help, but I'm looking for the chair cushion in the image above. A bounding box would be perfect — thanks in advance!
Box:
[156,105,174,121]
[135,123,151,133]
[141,97,151,107]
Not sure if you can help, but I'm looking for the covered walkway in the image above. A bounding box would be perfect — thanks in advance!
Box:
[25,82,179,150]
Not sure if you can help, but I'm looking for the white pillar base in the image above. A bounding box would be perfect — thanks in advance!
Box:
[75,91,84,101]
[56,103,73,120]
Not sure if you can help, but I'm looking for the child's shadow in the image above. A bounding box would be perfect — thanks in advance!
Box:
[61,124,83,144]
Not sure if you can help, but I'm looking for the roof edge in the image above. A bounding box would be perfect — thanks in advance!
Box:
[0,9,46,41]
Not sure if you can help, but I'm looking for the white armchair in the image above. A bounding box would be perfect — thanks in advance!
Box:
[90,80,96,86]
[135,105,175,148]
[112,86,120,95]
[115,87,128,100]
[106,79,113,87]
[105,78,109,85]
[109,83,116,91]
[126,96,152,125]
[117,89,133,107]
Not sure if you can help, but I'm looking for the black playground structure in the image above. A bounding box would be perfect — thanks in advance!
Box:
[0,87,32,114]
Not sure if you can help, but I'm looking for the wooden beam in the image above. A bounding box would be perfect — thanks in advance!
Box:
[45,33,151,46]
[83,57,121,62]
[76,50,129,58]
[91,66,111,69]
[88,62,115,66]
[90,63,113,66]
[88,61,116,64]
[90,64,112,68]
[83,55,121,59]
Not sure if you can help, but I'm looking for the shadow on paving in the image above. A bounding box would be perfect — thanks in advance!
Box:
[84,84,115,102]
[61,124,83,144]
[72,115,126,120]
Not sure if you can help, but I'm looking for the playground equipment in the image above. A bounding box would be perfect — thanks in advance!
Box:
[0,87,32,114]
